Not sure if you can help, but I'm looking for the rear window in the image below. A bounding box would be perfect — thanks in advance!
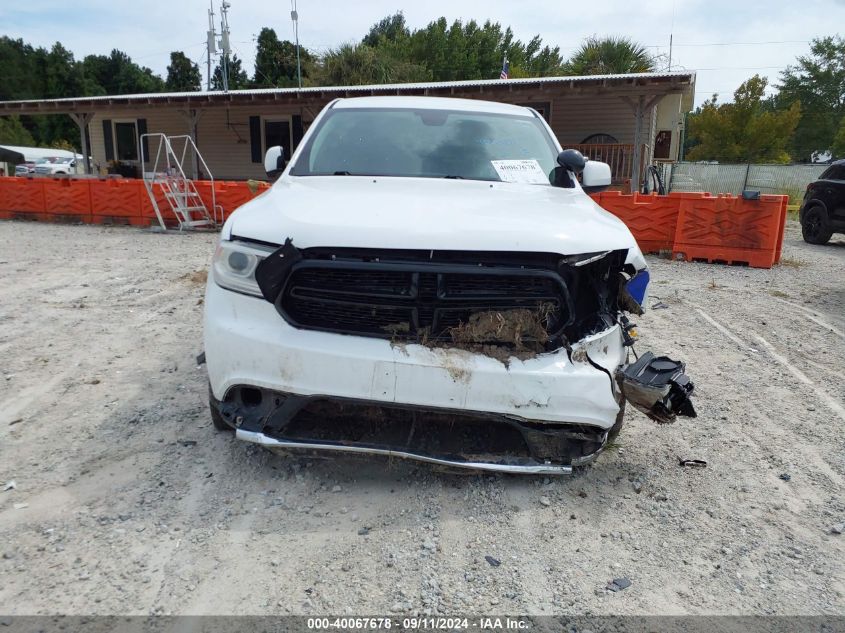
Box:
[820,165,845,181]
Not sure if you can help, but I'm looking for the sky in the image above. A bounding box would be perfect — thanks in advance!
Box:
[3,0,844,106]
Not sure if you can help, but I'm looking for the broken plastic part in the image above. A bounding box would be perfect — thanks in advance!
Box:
[254,237,302,302]
[618,351,696,424]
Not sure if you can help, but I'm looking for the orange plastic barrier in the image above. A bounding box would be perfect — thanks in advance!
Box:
[672,194,788,268]
[139,182,180,228]
[42,178,92,223]
[0,178,788,269]
[215,181,262,220]
[591,191,684,253]
[0,177,47,220]
[90,179,144,225]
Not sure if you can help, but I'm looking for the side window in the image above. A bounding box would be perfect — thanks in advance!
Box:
[264,120,291,164]
[831,166,845,181]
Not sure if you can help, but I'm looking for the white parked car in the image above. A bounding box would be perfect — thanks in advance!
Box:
[203,96,695,474]
[33,156,79,175]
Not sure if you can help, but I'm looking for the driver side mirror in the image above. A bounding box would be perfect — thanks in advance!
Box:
[557,149,586,174]
[264,146,286,179]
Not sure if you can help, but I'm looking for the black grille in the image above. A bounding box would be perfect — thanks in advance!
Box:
[279,257,573,341]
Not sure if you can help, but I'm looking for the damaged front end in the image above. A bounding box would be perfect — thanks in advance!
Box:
[214,239,696,472]
[618,351,696,424]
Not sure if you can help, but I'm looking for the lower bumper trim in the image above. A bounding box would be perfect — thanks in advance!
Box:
[235,429,574,475]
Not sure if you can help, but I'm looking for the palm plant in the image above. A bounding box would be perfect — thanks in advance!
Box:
[564,36,656,75]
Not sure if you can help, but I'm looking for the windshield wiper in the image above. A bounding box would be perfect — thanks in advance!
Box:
[442,175,464,179]
[333,170,352,175]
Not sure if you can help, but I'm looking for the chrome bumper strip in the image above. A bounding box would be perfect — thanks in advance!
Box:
[235,429,574,475]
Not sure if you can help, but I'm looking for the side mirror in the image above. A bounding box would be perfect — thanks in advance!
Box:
[264,146,286,178]
[557,149,586,174]
[581,160,612,194]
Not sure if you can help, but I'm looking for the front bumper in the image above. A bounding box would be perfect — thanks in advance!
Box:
[204,281,696,473]
[204,280,627,429]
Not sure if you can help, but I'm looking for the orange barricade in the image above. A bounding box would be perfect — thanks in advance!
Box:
[139,182,181,228]
[3,178,787,269]
[90,179,145,226]
[215,181,269,221]
[591,191,684,254]
[0,176,47,221]
[672,194,788,269]
[42,178,92,223]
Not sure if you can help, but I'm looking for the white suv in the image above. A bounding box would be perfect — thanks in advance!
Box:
[203,96,695,474]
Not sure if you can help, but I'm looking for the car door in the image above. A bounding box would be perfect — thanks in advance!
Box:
[827,165,845,222]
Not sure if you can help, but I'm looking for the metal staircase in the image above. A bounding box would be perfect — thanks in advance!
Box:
[140,134,222,231]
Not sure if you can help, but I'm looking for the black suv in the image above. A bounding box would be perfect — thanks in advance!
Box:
[800,160,845,244]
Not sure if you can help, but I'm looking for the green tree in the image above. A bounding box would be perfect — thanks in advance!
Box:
[0,116,36,146]
[686,75,801,163]
[211,54,250,90]
[316,43,429,86]
[777,36,845,161]
[0,37,41,100]
[563,36,656,75]
[166,51,202,91]
[344,13,563,84]
[82,50,164,95]
[253,27,314,87]
[832,115,845,159]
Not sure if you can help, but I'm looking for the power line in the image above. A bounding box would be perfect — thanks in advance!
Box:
[672,39,811,47]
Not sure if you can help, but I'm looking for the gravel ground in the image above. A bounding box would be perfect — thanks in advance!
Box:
[0,219,843,616]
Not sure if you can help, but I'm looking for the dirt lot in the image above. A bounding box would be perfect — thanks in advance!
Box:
[0,219,843,616]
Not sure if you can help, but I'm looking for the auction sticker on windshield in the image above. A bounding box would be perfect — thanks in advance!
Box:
[490,159,549,184]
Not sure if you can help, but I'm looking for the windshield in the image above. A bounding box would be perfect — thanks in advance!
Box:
[290,107,559,183]
[35,157,63,164]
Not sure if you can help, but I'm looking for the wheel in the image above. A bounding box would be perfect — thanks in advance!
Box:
[209,388,233,432]
[210,404,232,432]
[801,205,833,245]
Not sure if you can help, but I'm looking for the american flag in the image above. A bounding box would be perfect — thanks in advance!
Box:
[499,58,509,80]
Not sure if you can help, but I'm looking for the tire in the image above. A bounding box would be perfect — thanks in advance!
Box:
[209,390,233,432]
[801,205,833,245]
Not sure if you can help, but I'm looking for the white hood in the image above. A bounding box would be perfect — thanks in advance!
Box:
[226,176,638,256]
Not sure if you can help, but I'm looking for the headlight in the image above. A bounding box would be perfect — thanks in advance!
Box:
[211,240,275,297]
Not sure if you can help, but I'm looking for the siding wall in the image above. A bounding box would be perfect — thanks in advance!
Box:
[83,91,683,181]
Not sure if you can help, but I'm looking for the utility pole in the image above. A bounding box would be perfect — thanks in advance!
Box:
[206,2,217,90]
[291,0,302,88]
[220,1,232,92]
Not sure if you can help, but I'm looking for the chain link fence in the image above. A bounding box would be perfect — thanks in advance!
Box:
[664,162,828,200]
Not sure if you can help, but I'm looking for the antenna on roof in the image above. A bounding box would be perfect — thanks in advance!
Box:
[206,1,217,90]
[219,1,232,92]
[291,0,302,89]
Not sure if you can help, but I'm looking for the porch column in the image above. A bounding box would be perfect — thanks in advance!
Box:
[178,109,203,179]
[68,112,94,175]
[622,95,661,192]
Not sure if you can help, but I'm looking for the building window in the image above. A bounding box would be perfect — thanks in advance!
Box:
[114,121,138,161]
[517,102,551,123]
[580,133,619,144]
[264,119,291,162]
[654,130,672,160]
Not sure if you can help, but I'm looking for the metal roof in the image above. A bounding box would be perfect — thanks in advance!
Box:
[0,71,695,112]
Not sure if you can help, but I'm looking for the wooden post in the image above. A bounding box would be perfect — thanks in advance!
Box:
[622,95,663,193]
[179,109,203,179]
[68,112,94,175]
